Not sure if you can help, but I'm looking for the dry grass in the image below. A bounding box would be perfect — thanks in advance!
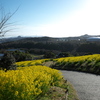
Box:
[40,80,79,100]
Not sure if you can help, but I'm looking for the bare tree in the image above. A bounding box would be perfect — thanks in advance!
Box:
[0,6,19,37]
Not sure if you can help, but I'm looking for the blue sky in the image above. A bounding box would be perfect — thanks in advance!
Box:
[0,0,100,37]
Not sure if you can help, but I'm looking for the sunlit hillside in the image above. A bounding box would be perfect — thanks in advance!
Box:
[52,54,100,75]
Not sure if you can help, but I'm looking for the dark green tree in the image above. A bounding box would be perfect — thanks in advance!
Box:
[44,52,56,58]
[57,52,71,58]
[0,52,16,71]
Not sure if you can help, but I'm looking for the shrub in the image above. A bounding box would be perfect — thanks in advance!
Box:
[12,51,32,62]
[0,53,16,71]
[44,52,56,58]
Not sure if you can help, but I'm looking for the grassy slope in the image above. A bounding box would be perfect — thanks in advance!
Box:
[42,61,79,100]
[52,54,100,75]
[40,80,79,100]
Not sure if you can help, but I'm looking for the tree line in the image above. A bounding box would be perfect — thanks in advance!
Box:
[0,38,100,55]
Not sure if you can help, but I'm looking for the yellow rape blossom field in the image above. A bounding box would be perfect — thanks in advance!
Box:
[0,59,63,100]
[2,54,99,100]
[53,54,100,74]
[16,59,48,67]
[56,54,100,62]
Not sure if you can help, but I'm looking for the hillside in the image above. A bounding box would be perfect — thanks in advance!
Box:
[1,35,100,56]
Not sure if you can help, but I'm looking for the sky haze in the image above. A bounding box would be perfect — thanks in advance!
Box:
[0,0,100,37]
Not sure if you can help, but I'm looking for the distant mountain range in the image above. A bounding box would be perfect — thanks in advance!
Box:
[0,34,100,43]
[0,36,24,43]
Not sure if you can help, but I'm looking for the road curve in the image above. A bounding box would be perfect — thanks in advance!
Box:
[61,70,100,100]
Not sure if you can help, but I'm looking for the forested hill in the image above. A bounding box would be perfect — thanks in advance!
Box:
[0,36,100,55]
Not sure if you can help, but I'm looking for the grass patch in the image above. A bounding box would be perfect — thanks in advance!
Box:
[67,82,79,100]
[39,80,79,100]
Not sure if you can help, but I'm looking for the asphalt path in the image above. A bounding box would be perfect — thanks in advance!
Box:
[61,70,100,100]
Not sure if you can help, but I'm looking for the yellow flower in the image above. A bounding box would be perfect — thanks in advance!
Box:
[0,59,63,100]
[15,91,19,96]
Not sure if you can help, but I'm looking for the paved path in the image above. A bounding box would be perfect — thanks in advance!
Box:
[61,70,100,100]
